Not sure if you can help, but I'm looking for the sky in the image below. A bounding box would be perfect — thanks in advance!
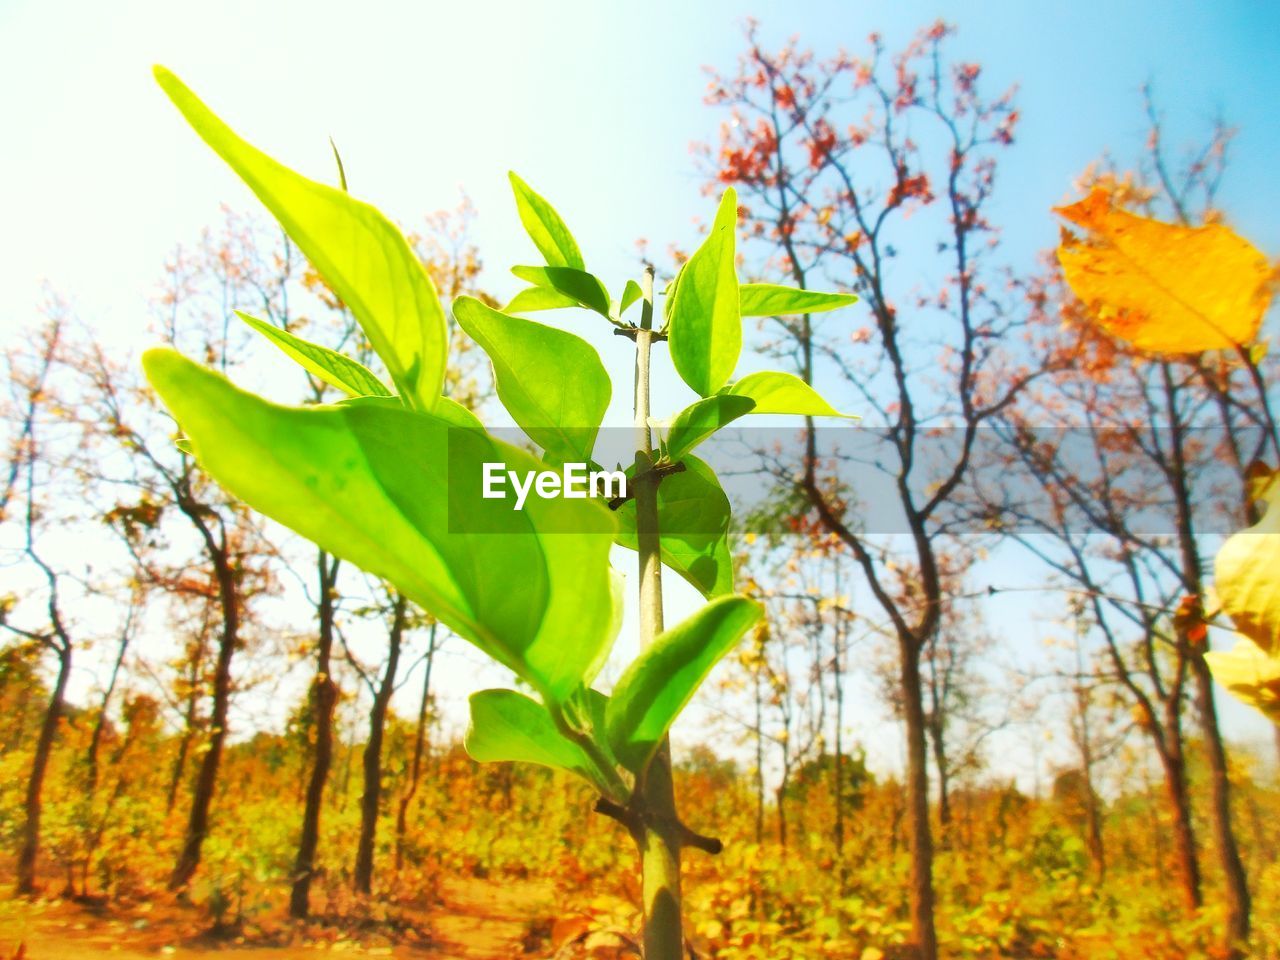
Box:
[2,0,1279,783]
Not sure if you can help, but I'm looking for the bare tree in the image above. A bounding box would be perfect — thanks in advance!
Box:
[701,23,1042,956]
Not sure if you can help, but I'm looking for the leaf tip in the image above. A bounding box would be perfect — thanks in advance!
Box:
[507,171,534,199]
[140,347,199,410]
[151,64,189,105]
[140,346,183,382]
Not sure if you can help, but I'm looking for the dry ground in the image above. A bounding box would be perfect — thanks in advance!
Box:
[0,877,559,960]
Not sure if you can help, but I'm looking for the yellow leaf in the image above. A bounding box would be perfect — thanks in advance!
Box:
[1054,188,1275,353]
[1204,637,1280,724]
[1215,474,1280,655]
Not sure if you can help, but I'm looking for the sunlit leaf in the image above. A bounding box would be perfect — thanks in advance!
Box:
[662,395,756,462]
[738,283,858,317]
[620,279,644,316]
[511,265,612,318]
[465,689,588,770]
[143,348,616,704]
[583,568,627,689]
[662,262,687,322]
[615,456,734,598]
[433,396,486,430]
[509,172,585,270]
[154,67,448,411]
[505,286,579,314]
[453,297,610,463]
[340,394,484,430]
[1204,638,1280,725]
[1215,475,1280,655]
[721,371,853,418]
[237,311,392,398]
[465,689,606,786]
[606,595,762,772]
[1054,188,1275,353]
[668,189,741,396]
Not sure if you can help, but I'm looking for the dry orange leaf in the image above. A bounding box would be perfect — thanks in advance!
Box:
[1055,188,1275,354]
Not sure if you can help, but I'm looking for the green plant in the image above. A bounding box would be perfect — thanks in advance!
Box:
[143,66,856,955]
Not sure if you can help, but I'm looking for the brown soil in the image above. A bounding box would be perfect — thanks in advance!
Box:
[0,877,557,960]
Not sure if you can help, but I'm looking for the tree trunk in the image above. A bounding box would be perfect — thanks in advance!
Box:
[833,562,846,864]
[169,554,239,892]
[928,713,951,836]
[1082,773,1106,885]
[16,640,71,895]
[1191,654,1251,954]
[1077,715,1106,884]
[899,635,938,960]
[924,632,951,839]
[166,656,204,816]
[86,624,131,797]
[353,595,405,895]
[395,623,437,872]
[290,552,340,918]
[775,781,788,849]
[754,672,765,847]
[1156,738,1202,910]
[1160,361,1249,953]
[167,715,194,814]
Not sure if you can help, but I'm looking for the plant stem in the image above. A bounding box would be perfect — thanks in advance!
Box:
[633,264,683,958]
[550,703,629,803]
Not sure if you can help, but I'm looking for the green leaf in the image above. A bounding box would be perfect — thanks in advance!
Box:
[343,394,485,430]
[453,297,610,463]
[432,396,486,430]
[583,568,627,688]
[606,595,762,773]
[722,371,853,418]
[662,262,687,322]
[465,688,624,800]
[511,265,612,318]
[620,279,644,316]
[465,689,604,784]
[465,690,587,770]
[509,172,585,270]
[615,456,734,598]
[237,311,392,398]
[668,189,741,396]
[662,395,756,462]
[505,286,579,314]
[143,348,617,704]
[154,67,448,413]
[738,283,858,317]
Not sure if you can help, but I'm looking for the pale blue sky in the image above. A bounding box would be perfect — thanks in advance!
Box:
[3,0,1277,779]
[4,0,1278,347]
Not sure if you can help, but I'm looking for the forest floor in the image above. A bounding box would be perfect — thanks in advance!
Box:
[0,877,562,960]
